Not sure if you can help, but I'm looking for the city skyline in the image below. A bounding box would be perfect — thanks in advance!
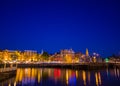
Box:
[0,48,119,58]
[0,0,120,57]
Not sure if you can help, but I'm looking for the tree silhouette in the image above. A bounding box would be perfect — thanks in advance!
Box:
[41,51,49,60]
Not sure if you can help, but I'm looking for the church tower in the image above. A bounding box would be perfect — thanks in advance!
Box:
[86,48,89,56]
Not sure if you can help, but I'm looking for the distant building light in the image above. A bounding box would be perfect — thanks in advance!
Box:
[105,58,109,63]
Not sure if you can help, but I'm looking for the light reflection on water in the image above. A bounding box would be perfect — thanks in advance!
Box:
[0,67,120,86]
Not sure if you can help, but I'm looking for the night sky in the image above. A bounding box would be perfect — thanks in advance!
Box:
[0,0,120,57]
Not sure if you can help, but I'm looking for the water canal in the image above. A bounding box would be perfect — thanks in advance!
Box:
[0,67,120,86]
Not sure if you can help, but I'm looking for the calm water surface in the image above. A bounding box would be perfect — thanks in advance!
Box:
[0,67,120,86]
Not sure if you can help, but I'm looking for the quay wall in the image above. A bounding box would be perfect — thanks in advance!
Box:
[17,63,120,70]
[0,63,120,70]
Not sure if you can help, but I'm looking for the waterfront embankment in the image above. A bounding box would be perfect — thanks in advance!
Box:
[16,63,120,70]
[0,63,120,70]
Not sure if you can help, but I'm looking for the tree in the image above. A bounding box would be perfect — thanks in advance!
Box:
[41,51,49,61]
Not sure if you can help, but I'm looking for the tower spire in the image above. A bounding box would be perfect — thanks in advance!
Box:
[86,48,89,56]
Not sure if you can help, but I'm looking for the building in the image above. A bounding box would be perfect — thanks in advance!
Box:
[60,49,75,63]
[75,52,83,63]
[23,50,37,61]
[51,53,64,62]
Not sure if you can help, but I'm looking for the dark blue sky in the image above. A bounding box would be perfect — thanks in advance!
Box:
[0,0,120,57]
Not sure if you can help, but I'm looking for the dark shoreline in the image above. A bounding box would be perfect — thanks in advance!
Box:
[17,63,120,70]
[0,63,120,70]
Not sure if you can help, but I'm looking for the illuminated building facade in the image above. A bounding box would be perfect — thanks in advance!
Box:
[52,53,64,62]
[0,49,105,63]
[75,52,83,62]
[60,49,75,63]
[23,50,37,61]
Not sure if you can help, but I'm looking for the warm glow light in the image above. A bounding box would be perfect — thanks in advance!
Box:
[66,70,69,84]
[19,69,23,82]
[27,68,31,78]
[82,71,86,85]
[93,57,96,63]
[38,70,41,83]
[8,83,11,86]
[14,82,16,86]
[76,70,78,79]
[95,73,98,86]
[98,72,101,85]
[32,68,35,78]
[65,54,72,63]
[15,69,20,82]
